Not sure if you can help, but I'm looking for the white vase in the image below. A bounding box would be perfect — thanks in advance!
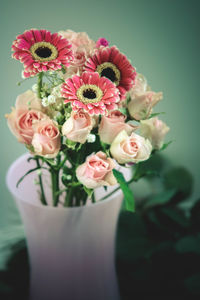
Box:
[6,153,131,300]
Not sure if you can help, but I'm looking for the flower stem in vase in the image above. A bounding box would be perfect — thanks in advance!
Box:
[36,157,47,205]
[64,186,74,207]
[51,168,60,206]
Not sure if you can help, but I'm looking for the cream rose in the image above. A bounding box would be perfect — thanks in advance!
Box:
[6,90,47,144]
[128,91,163,120]
[62,111,94,144]
[76,151,117,189]
[140,117,170,150]
[128,73,163,120]
[110,130,152,164]
[32,120,61,158]
[99,110,137,144]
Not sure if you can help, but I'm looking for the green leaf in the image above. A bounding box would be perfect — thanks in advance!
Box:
[175,235,200,255]
[159,140,173,151]
[185,273,200,295]
[143,189,176,209]
[16,167,41,188]
[149,112,165,118]
[118,107,127,115]
[113,169,135,212]
[164,167,193,199]
[160,207,189,228]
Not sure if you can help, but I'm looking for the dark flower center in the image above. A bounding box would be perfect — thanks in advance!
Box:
[35,47,52,58]
[83,89,97,99]
[101,67,116,82]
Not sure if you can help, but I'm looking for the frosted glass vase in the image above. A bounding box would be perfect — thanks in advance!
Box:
[6,153,131,300]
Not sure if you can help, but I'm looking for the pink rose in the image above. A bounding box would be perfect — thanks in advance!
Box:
[59,30,95,77]
[98,110,137,144]
[32,120,61,158]
[6,90,47,144]
[128,73,163,120]
[140,117,170,150]
[59,30,95,51]
[110,130,152,164]
[76,151,117,189]
[62,110,94,144]
[64,46,88,77]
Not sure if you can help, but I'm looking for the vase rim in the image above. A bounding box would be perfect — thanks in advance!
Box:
[6,152,124,211]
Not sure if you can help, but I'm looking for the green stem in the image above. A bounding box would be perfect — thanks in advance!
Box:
[91,192,96,203]
[64,147,83,207]
[51,169,60,206]
[37,72,43,99]
[36,158,47,206]
[64,186,74,207]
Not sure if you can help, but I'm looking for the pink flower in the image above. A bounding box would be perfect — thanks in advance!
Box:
[128,73,163,120]
[62,110,94,144]
[110,130,152,164]
[84,46,136,99]
[59,30,95,77]
[96,38,109,47]
[6,90,47,144]
[61,72,120,115]
[63,46,88,77]
[32,120,61,158]
[140,117,170,150]
[12,29,73,77]
[76,151,117,189]
[99,110,137,144]
[59,30,95,51]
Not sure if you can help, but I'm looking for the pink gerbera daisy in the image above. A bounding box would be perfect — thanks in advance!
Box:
[84,46,136,99]
[12,29,73,77]
[61,72,120,115]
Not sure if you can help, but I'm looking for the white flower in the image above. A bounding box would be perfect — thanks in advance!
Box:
[41,97,49,107]
[48,95,56,104]
[52,85,62,98]
[87,134,96,143]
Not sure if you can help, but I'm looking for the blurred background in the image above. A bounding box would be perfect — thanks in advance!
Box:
[0,0,199,298]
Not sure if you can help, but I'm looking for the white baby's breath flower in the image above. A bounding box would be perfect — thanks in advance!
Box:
[87,134,96,143]
[48,95,56,104]
[41,97,49,107]
[66,175,72,180]
[32,84,38,93]
[52,85,62,98]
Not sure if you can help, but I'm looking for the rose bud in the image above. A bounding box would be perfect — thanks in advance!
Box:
[140,117,170,150]
[62,110,94,144]
[127,73,163,120]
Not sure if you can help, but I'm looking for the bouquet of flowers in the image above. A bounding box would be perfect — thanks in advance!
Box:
[6,28,170,210]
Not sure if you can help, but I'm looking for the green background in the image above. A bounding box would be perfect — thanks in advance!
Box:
[0,0,199,228]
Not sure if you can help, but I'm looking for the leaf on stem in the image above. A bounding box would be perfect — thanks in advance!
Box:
[159,140,173,151]
[113,169,135,212]
[16,167,41,188]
